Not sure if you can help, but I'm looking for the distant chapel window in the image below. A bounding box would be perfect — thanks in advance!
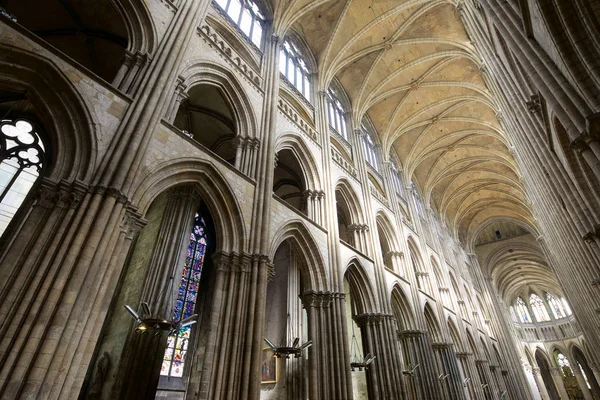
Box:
[0,118,45,237]
[214,0,264,47]
[545,293,566,319]
[327,88,348,140]
[515,297,531,323]
[529,293,550,322]
[279,38,311,101]
[161,213,207,377]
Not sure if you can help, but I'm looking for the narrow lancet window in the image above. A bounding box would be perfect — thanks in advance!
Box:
[279,38,311,101]
[161,213,207,377]
[0,118,45,236]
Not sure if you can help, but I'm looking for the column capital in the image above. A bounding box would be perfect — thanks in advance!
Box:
[354,312,385,326]
[398,329,424,339]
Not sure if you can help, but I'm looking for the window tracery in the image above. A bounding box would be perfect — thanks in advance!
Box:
[515,297,531,323]
[214,0,264,47]
[361,124,379,171]
[279,38,311,101]
[326,88,348,140]
[556,352,572,375]
[545,292,567,319]
[161,213,207,377]
[0,118,45,237]
[529,293,550,322]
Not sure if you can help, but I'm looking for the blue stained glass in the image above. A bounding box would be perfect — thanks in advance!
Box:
[162,214,208,377]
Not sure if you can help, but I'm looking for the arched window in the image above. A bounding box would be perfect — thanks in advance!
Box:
[361,124,379,171]
[556,352,572,375]
[546,293,566,319]
[529,293,550,322]
[515,297,531,323]
[390,161,404,196]
[161,213,207,377]
[214,0,265,47]
[1,118,46,237]
[411,183,425,215]
[279,38,311,101]
[327,88,348,140]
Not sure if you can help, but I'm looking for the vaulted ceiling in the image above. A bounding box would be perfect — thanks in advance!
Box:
[272,0,535,246]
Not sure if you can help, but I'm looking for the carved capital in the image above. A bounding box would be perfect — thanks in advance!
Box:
[354,312,385,326]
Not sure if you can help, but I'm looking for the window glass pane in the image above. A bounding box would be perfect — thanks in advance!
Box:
[226,0,242,22]
[287,58,295,81]
[251,20,262,46]
[239,9,252,36]
[215,0,228,9]
[279,53,287,75]
[294,66,303,92]
[0,119,45,238]
[303,76,310,98]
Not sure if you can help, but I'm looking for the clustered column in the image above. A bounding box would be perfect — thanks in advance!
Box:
[113,185,200,400]
[432,343,467,400]
[398,330,443,399]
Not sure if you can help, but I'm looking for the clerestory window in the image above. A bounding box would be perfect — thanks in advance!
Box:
[515,297,531,323]
[214,0,264,47]
[279,38,311,101]
[361,125,379,171]
[545,292,567,319]
[327,88,348,140]
[529,293,550,322]
[0,118,46,237]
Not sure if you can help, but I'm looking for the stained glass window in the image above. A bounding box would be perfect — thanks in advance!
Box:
[545,293,566,319]
[515,297,531,323]
[0,118,45,237]
[556,352,572,375]
[279,38,311,101]
[510,306,518,323]
[529,293,550,322]
[214,0,264,47]
[161,213,207,377]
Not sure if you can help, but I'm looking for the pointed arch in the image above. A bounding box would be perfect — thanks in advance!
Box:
[447,317,463,351]
[178,61,258,141]
[269,220,326,292]
[0,45,96,182]
[344,258,376,314]
[275,132,322,190]
[391,284,416,331]
[424,302,442,343]
[132,158,246,255]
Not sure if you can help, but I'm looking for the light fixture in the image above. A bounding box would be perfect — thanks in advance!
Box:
[124,301,197,334]
[349,322,375,371]
[402,363,419,376]
[264,337,312,359]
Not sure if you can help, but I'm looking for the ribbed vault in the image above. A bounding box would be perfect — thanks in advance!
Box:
[278,0,533,244]
[473,222,562,303]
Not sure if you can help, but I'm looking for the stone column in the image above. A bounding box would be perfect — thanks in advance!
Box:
[398,330,444,399]
[432,343,467,400]
[550,368,570,400]
[301,291,350,400]
[353,313,403,399]
[112,185,200,400]
[166,77,188,123]
[112,50,135,89]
